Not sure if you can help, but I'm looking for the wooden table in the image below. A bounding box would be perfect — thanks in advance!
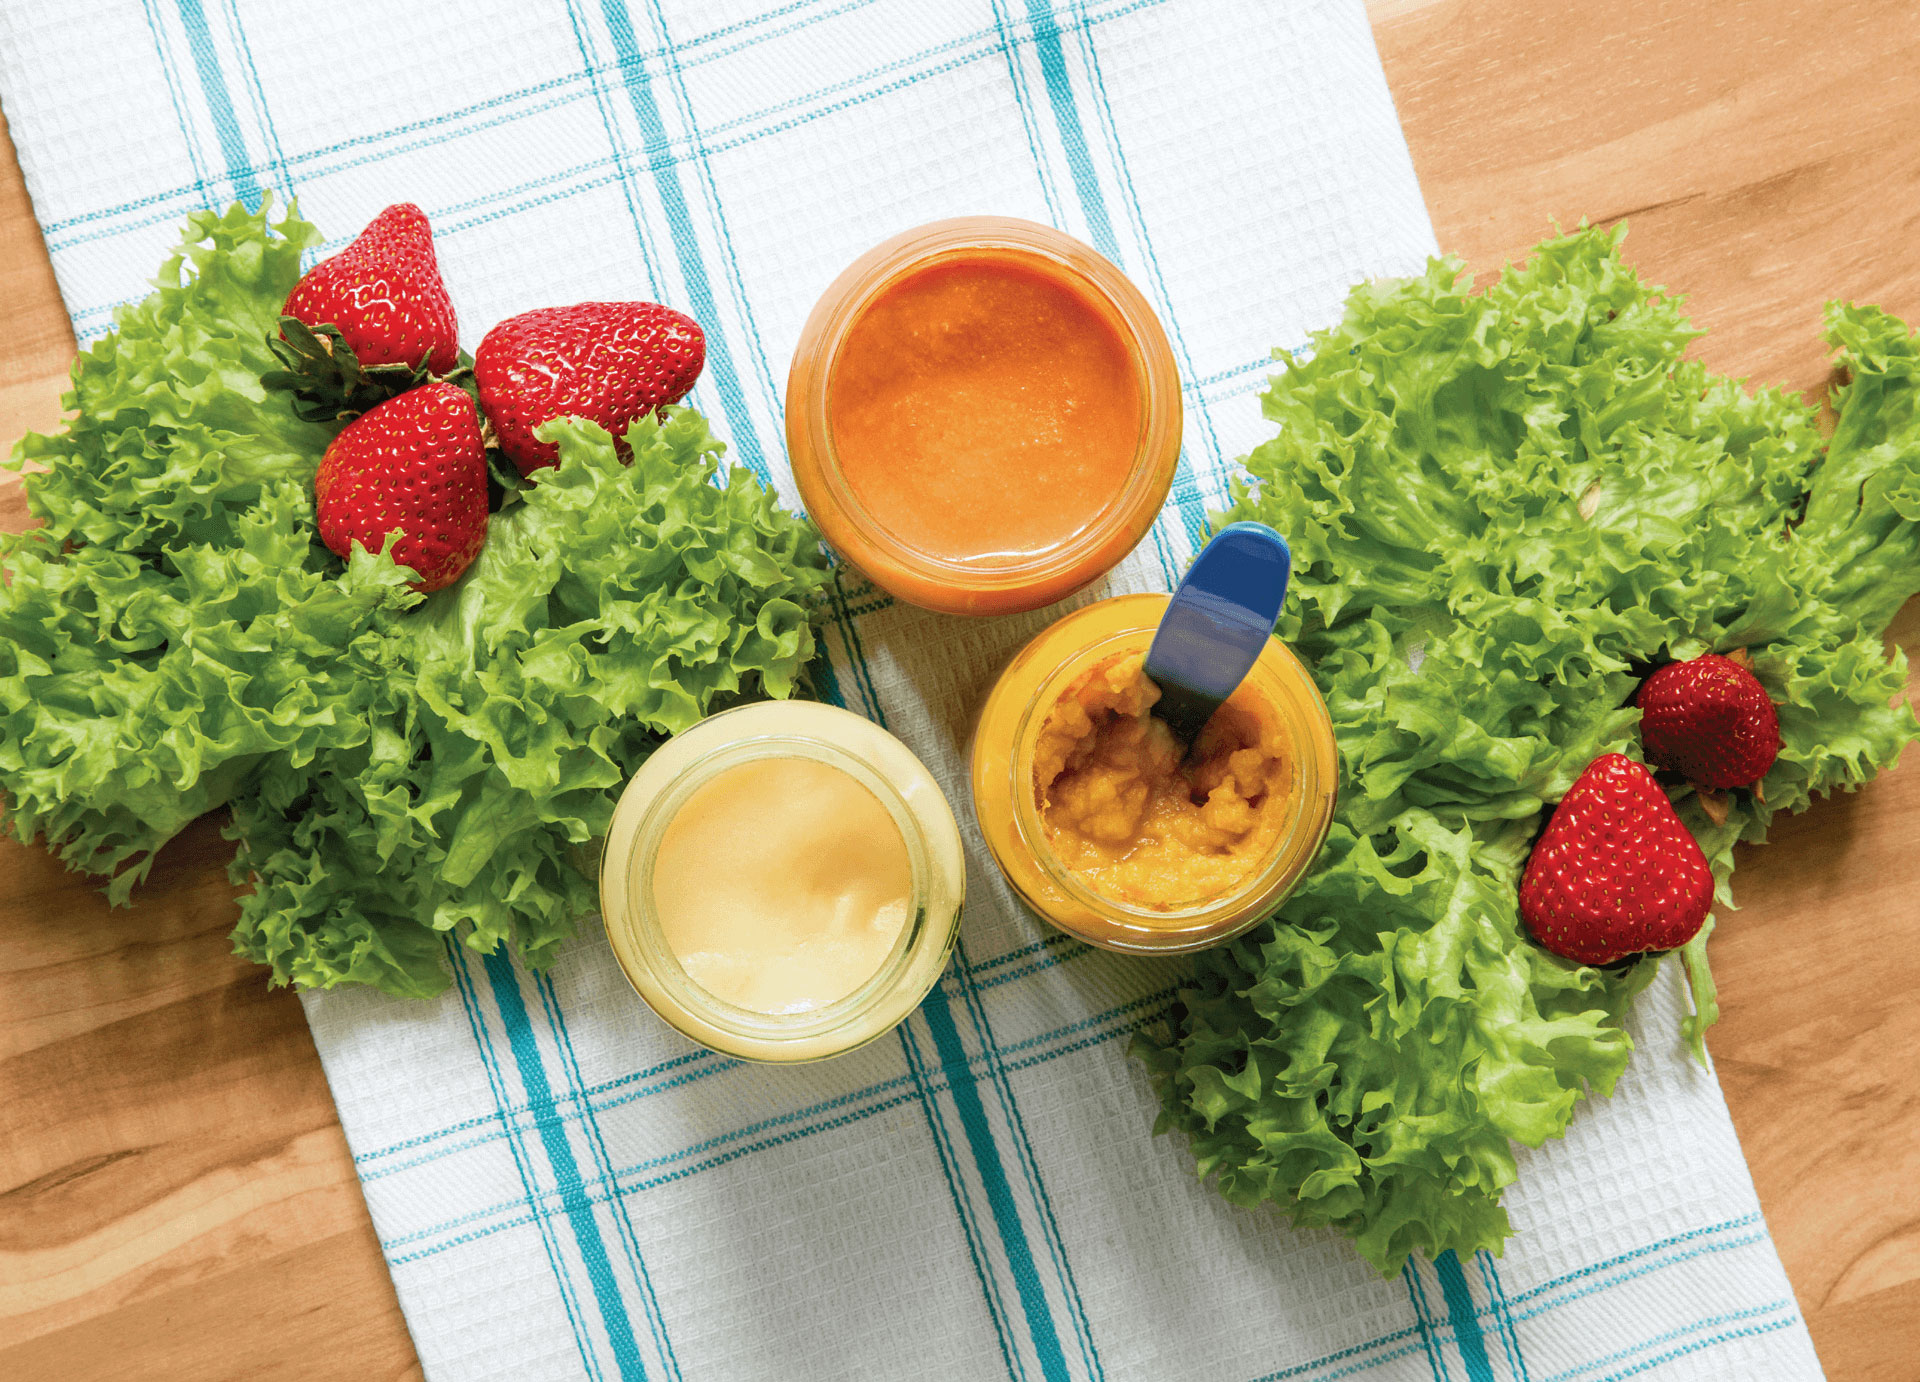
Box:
[3,3,1917,1377]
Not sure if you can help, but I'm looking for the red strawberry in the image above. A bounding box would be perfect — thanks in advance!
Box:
[314,381,488,594]
[1635,653,1781,789]
[283,203,459,374]
[474,302,705,475]
[1519,753,1714,965]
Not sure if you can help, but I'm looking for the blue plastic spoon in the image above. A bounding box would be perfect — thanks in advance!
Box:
[1143,521,1292,745]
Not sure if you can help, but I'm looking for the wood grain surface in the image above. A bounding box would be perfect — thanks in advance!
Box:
[2,4,1917,1378]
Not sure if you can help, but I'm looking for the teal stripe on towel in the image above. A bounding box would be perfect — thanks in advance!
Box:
[922,982,1072,1382]
[483,951,652,1381]
[173,0,260,208]
[599,0,770,479]
[448,943,603,1382]
[1435,1252,1496,1382]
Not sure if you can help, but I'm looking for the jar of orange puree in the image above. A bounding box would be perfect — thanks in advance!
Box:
[971,594,1339,954]
[787,218,1182,615]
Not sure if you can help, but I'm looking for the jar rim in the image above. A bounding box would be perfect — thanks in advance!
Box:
[977,593,1339,953]
[787,217,1183,612]
[599,701,966,1062]
[623,732,932,1042]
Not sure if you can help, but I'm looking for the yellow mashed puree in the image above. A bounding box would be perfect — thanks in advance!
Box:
[1032,653,1290,910]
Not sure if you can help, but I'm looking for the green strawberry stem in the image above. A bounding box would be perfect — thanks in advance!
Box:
[262,315,439,424]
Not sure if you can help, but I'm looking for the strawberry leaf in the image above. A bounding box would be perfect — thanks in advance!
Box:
[484,446,525,513]
[262,314,436,423]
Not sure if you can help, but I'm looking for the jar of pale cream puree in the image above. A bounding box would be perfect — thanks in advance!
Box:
[600,700,965,1062]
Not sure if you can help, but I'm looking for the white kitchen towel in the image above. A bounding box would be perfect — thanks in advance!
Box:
[0,1,1825,1379]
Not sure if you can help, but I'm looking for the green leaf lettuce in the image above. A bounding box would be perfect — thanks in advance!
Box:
[1134,226,1919,1275]
[226,412,830,997]
[2,199,830,998]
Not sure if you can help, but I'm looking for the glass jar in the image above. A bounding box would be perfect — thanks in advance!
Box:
[969,593,1338,954]
[786,216,1182,616]
[599,700,965,1062]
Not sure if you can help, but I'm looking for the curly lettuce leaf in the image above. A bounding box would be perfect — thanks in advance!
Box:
[1797,302,1920,634]
[2,200,830,999]
[225,411,829,997]
[0,198,406,892]
[1136,226,1919,1275]
[15,198,332,552]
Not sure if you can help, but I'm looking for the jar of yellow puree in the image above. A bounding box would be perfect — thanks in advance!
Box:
[600,701,965,1062]
[970,594,1338,954]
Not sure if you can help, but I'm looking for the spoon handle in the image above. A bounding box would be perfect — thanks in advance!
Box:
[1143,522,1292,745]
[1153,680,1229,747]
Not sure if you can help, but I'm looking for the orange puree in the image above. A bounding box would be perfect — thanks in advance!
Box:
[827,250,1143,562]
[1033,653,1290,910]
